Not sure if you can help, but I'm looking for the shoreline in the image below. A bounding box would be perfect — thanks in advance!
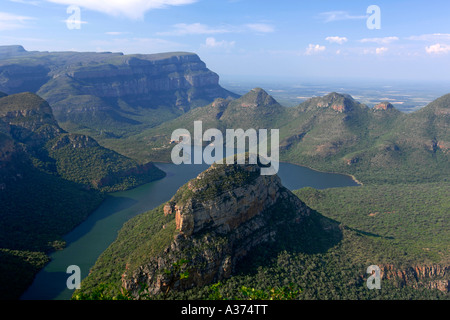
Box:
[153,158,364,187]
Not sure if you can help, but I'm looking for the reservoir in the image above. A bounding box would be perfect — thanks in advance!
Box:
[21,161,358,300]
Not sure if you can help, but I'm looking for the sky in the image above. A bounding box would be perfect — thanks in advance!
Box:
[1,0,450,84]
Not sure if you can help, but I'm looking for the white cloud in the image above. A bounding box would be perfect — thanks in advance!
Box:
[425,43,450,55]
[0,12,35,31]
[45,0,198,20]
[105,31,130,36]
[159,22,275,36]
[360,36,399,45]
[319,11,367,23]
[157,23,231,36]
[407,33,450,42]
[376,47,388,55]
[325,36,348,44]
[245,23,274,33]
[61,19,88,25]
[9,0,41,5]
[202,37,235,49]
[305,44,325,55]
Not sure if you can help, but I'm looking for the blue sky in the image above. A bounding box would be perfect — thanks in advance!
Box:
[1,0,450,83]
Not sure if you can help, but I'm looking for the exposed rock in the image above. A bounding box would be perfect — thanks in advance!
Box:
[0,47,238,127]
[239,88,277,108]
[122,163,311,297]
[379,264,449,293]
[315,92,355,113]
[373,101,394,111]
[50,134,99,150]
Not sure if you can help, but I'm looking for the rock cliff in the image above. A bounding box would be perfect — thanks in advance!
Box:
[379,264,449,293]
[0,46,238,133]
[121,162,312,297]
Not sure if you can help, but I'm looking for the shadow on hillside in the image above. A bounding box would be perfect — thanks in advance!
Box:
[0,250,45,300]
[347,227,395,240]
[235,208,344,275]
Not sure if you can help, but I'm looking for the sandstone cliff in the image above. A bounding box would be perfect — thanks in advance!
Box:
[379,264,449,293]
[121,163,312,297]
[0,46,238,133]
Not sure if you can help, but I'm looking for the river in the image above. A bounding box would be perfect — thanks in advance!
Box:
[20,161,358,300]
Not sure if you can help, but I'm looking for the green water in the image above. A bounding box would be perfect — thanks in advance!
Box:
[21,162,358,300]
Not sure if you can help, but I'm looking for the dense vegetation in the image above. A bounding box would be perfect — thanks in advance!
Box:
[72,204,177,298]
[0,160,105,299]
[1,48,448,301]
[0,91,165,299]
[73,204,449,300]
[112,89,449,186]
[294,184,450,265]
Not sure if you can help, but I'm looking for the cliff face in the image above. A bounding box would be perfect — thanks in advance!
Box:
[0,47,238,132]
[122,163,312,297]
[379,264,449,293]
[66,54,220,96]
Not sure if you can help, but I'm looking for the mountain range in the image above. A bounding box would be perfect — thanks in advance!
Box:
[0,45,237,139]
[122,87,450,185]
[0,46,448,300]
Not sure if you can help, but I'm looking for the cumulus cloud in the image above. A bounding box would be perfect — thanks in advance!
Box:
[325,36,348,44]
[360,36,399,45]
[375,47,388,55]
[45,0,198,19]
[425,43,450,54]
[202,37,235,49]
[305,44,325,55]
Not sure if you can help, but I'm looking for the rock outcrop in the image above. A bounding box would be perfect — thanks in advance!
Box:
[312,92,356,113]
[373,101,394,111]
[122,162,312,297]
[379,264,449,293]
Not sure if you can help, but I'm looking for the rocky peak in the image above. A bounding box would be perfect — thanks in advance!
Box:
[373,101,395,111]
[123,162,312,297]
[163,163,291,236]
[50,133,100,150]
[315,92,355,113]
[0,92,63,144]
[238,87,277,108]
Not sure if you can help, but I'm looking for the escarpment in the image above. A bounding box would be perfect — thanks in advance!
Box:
[120,163,312,298]
[0,47,238,132]
[379,264,449,293]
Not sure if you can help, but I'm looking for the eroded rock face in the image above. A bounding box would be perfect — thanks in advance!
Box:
[373,102,394,111]
[0,47,237,114]
[123,163,311,297]
[379,264,450,293]
[163,164,286,236]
